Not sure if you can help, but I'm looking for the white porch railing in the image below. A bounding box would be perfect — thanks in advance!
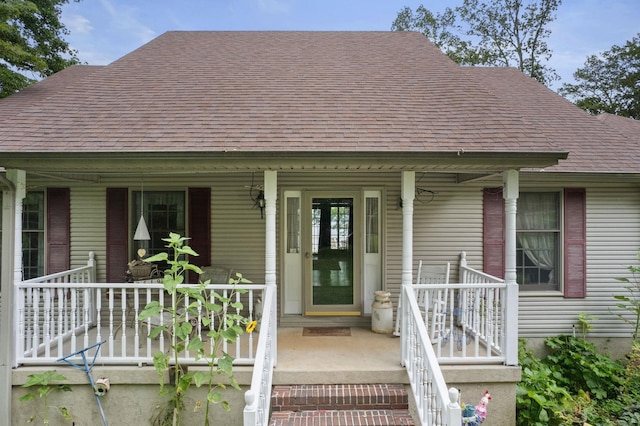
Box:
[243,283,277,426]
[400,254,516,424]
[400,284,462,425]
[16,263,266,366]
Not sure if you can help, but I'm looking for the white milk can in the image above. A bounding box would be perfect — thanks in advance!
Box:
[371,291,394,334]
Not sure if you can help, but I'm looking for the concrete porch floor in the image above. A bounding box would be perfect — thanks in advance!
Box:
[273,327,407,384]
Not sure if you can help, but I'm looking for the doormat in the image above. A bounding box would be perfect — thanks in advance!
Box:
[302,327,351,337]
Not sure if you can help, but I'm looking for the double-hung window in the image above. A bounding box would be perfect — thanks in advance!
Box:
[22,191,45,280]
[484,187,586,297]
[516,192,561,291]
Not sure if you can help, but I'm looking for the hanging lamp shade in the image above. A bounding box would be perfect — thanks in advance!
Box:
[133,215,150,240]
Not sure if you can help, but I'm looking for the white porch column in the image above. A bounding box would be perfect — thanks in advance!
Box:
[400,171,415,362]
[503,169,519,366]
[401,171,415,286]
[263,170,277,364]
[264,170,277,287]
[0,169,26,422]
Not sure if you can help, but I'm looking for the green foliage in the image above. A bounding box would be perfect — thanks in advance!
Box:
[391,0,561,86]
[612,252,640,340]
[518,335,640,424]
[19,370,72,424]
[559,33,640,119]
[545,335,624,401]
[0,0,80,98]
[576,312,597,339]
[516,339,572,425]
[139,232,252,426]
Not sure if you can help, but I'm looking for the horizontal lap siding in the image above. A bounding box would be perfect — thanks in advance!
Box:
[70,187,107,281]
[519,185,640,338]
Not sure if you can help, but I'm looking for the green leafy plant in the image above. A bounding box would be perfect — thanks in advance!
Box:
[139,232,253,426]
[614,252,640,341]
[576,312,597,339]
[545,335,624,401]
[516,339,572,426]
[19,370,72,424]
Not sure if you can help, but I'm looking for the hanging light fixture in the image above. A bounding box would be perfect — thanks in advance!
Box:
[134,178,151,241]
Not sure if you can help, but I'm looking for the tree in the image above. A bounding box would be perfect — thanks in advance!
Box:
[392,0,561,86]
[0,0,80,98]
[559,34,640,119]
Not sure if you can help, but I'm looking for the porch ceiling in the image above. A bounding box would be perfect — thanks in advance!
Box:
[0,151,565,176]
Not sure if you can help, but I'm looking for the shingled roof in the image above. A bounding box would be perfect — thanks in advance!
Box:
[466,67,640,173]
[0,31,636,174]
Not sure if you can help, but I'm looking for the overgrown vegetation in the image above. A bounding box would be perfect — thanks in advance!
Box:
[518,252,640,424]
[613,253,640,340]
[138,232,254,426]
[518,338,640,425]
[19,370,72,424]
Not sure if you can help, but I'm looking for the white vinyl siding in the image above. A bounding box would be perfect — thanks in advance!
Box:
[24,171,640,340]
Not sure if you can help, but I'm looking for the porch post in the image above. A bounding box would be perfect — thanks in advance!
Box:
[0,169,26,422]
[263,170,277,363]
[502,170,519,366]
[400,171,415,363]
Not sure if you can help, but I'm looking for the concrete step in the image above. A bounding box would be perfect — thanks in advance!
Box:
[269,384,415,425]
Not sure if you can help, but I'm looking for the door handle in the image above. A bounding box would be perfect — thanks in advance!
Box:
[305,252,311,258]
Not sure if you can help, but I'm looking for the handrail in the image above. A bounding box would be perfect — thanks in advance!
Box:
[16,280,266,366]
[22,252,96,284]
[401,284,461,425]
[412,282,507,364]
[243,283,277,426]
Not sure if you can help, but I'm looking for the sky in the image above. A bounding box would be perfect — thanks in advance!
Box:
[61,0,640,90]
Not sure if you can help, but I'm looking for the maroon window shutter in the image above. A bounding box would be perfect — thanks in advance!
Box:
[188,187,211,283]
[483,188,504,279]
[106,188,129,283]
[46,188,70,274]
[564,188,586,298]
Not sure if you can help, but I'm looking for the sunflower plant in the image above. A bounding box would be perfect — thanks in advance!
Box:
[138,232,253,426]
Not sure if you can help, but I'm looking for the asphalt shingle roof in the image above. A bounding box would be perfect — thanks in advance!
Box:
[0,31,637,173]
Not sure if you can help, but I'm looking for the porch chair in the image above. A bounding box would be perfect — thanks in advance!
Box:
[393,260,450,342]
[199,265,233,284]
[416,261,451,343]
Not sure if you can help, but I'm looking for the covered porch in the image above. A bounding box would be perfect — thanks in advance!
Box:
[2,168,523,425]
[8,250,519,425]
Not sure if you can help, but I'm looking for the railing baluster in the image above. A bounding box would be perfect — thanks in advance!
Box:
[108,288,115,357]
[70,288,77,354]
[120,288,127,356]
[134,288,140,359]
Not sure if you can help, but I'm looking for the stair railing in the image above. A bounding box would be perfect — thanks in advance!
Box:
[243,282,277,426]
[400,284,461,425]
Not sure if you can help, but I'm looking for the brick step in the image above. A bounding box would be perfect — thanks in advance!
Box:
[269,408,415,425]
[269,384,415,425]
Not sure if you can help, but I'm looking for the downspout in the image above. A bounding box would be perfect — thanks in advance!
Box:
[0,169,26,423]
[400,171,415,363]
[502,170,519,366]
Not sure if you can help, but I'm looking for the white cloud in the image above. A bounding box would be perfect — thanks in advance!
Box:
[65,14,93,35]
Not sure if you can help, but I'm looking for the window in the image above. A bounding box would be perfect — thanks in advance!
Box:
[23,191,45,280]
[516,192,560,291]
[365,196,379,254]
[132,191,185,258]
[483,188,586,297]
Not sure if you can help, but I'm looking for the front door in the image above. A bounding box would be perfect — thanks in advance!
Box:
[304,192,361,316]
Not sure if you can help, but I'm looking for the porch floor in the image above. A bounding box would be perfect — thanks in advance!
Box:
[272,327,408,385]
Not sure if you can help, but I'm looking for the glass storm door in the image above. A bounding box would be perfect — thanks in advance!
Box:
[304,193,361,316]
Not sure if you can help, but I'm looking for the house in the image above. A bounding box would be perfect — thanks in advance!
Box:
[1,31,639,425]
